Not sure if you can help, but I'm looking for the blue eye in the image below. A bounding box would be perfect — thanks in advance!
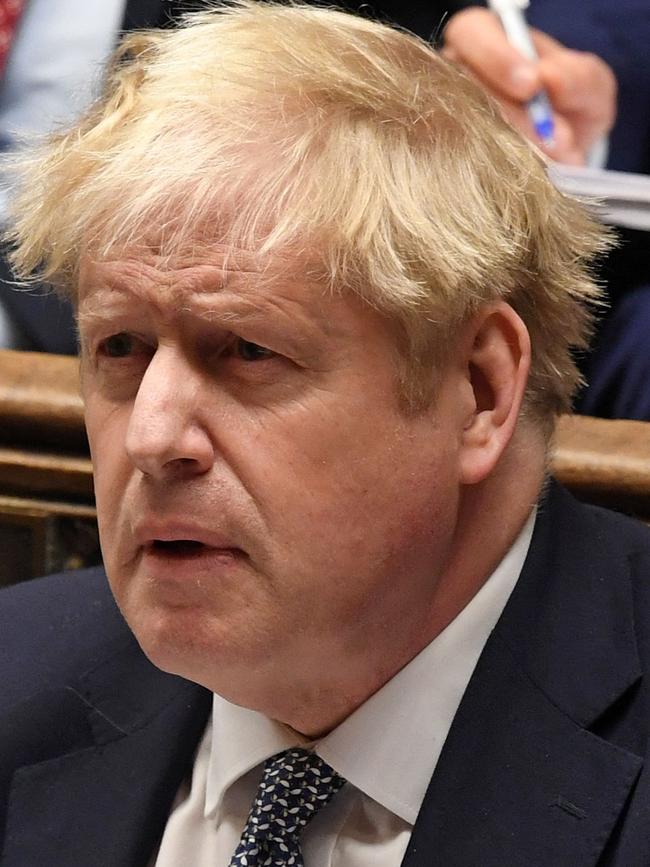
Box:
[235,339,275,361]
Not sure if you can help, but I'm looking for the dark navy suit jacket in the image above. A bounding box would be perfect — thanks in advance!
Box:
[2,482,650,866]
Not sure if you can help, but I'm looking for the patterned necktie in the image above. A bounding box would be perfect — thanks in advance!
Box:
[0,0,25,77]
[229,747,346,867]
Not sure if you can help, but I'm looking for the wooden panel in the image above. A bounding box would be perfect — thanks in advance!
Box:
[0,348,86,449]
[553,415,650,519]
[0,350,96,583]
[0,495,98,586]
[0,446,93,502]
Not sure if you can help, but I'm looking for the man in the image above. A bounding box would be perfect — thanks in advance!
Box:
[2,3,650,865]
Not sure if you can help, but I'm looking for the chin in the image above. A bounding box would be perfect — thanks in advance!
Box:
[128,602,214,675]
[126,600,263,699]
[110,568,284,696]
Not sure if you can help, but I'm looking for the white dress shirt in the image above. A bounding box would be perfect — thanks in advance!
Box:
[154,508,536,866]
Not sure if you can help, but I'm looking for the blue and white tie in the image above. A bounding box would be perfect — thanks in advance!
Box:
[229,747,346,867]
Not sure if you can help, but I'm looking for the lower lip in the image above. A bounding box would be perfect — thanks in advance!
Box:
[140,545,243,577]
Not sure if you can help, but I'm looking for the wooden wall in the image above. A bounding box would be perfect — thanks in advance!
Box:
[0,351,96,586]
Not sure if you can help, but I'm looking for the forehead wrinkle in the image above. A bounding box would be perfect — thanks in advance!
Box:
[190,279,341,341]
[80,249,302,301]
[79,251,341,338]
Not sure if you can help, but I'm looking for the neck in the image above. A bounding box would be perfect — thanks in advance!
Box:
[423,424,547,643]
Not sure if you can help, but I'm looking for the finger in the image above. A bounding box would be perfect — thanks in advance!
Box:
[541,60,616,151]
[533,32,617,131]
[443,8,541,101]
[438,45,461,64]
[529,28,565,56]
[498,99,585,165]
[440,43,460,63]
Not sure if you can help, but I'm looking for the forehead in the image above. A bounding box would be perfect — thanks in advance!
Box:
[76,244,402,358]
[78,244,332,322]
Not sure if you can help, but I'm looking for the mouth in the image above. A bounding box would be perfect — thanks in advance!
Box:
[147,539,241,558]
[151,539,208,554]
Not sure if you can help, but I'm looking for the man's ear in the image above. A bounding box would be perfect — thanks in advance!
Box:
[458,302,531,485]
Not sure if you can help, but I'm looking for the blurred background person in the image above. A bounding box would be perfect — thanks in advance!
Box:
[0,0,196,354]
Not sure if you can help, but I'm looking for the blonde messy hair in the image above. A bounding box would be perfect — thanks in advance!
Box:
[8,0,608,421]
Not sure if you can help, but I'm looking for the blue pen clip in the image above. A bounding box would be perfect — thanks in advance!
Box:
[527,90,555,147]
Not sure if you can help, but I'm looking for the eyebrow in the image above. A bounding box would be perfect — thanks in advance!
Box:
[77,276,338,356]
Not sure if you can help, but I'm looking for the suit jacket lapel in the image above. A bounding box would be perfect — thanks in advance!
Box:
[1,636,211,867]
[403,484,643,867]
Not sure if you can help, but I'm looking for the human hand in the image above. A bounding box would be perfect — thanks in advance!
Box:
[442,7,617,165]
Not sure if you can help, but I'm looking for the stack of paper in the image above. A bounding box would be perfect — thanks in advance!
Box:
[549,164,650,232]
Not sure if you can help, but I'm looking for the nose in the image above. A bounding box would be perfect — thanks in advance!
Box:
[125,347,215,479]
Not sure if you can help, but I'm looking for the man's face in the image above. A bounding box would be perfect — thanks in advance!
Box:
[79,246,467,727]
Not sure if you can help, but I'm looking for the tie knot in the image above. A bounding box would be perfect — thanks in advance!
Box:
[257,748,346,834]
[230,748,346,866]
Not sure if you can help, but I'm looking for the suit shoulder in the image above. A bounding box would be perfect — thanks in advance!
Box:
[553,492,650,645]
[0,568,133,707]
[584,500,650,547]
[541,483,650,557]
[0,566,119,638]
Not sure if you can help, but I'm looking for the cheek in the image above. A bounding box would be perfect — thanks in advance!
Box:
[85,395,127,470]
[84,401,132,546]
[245,403,459,580]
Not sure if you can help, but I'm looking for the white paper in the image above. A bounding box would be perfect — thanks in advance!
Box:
[549,164,650,231]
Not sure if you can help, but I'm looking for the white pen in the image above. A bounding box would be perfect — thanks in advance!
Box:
[487,0,555,147]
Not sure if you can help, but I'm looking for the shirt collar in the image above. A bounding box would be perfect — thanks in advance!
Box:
[206,508,536,825]
[205,697,309,820]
